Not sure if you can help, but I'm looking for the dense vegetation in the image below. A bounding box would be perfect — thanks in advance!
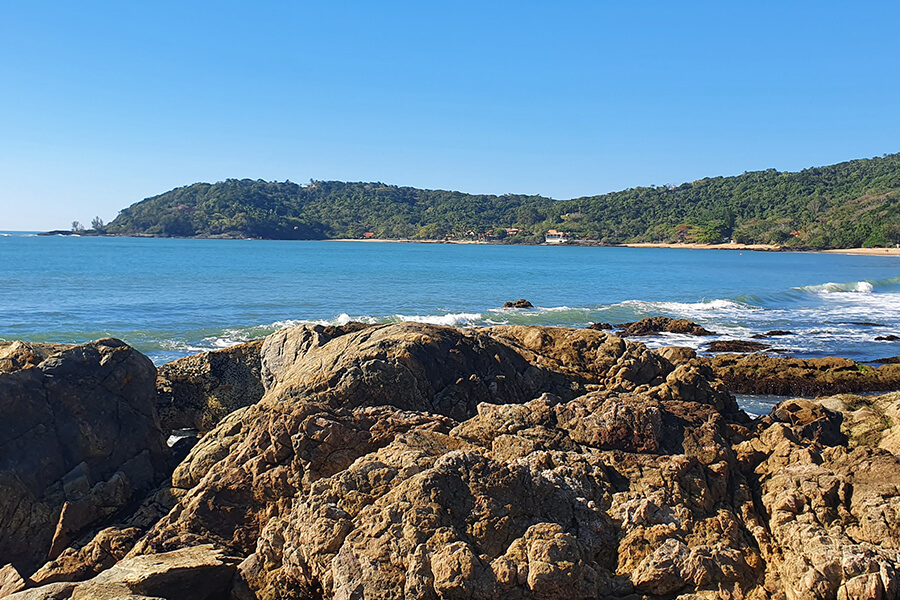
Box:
[104,154,900,248]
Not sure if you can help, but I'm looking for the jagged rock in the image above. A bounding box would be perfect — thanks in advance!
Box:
[587,322,613,330]
[9,546,238,600]
[816,392,900,454]
[654,346,697,367]
[156,340,265,433]
[616,317,716,337]
[0,339,170,576]
[121,323,748,598]
[0,564,25,598]
[735,397,900,599]
[13,322,899,599]
[709,354,900,396]
[28,527,144,587]
[707,340,769,353]
[0,342,72,373]
[502,299,534,308]
[875,334,900,341]
[238,389,761,599]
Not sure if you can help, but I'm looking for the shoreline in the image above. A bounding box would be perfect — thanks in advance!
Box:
[26,231,900,254]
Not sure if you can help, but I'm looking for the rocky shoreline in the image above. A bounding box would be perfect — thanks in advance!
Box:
[1,323,899,599]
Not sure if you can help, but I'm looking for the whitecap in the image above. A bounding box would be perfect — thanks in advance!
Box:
[796,280,875,294]
[394,312,483,326]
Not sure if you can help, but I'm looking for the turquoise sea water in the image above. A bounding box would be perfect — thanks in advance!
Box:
[2,233,899,374]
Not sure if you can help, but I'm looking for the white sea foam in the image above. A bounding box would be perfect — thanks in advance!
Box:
[394,312,483,326]
[617,298,753,313]
[796,280,875,294]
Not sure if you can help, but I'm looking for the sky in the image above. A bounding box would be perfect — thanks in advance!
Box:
[2,1,899,230]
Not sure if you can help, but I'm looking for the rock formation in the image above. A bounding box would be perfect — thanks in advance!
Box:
[4,323,900,600]
[615,317,716,337]
[709,353,900,396]
[502,299,534,309]
[706,340,770,353]
[0,339,170,575]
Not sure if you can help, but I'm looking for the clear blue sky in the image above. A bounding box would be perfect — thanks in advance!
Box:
[2,1,898,230]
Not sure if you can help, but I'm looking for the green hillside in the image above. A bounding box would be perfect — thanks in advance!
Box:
[104,154,900,248]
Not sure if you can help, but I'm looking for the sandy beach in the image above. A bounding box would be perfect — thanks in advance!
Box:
[620,242,782,251]
[330,238,900,254]
[819,247,900,256]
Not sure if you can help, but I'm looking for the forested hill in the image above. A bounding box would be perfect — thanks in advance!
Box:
[104,153,900,248]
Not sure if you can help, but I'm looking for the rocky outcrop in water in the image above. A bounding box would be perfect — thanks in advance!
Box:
[0,339,170,575]
[502,299,534,308]
[706,340,770,353]
[615,317,716,337]
[709,353,900,396]
[5,324,900,600]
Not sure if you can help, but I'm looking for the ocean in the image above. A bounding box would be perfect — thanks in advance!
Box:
[3,233,899,374]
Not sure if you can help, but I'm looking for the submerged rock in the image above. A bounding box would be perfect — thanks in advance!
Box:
[750,330,793,339]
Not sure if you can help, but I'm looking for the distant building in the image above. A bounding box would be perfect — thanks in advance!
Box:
[505,228,520,236]
[545,229,568,244]
[363,232,375,239]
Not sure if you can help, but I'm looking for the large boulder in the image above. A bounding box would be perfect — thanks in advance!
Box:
[0,339,169,575]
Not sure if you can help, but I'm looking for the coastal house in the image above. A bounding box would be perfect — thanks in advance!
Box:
[544,229,568,244]
[505,228,520,236]
[363,232,375,239]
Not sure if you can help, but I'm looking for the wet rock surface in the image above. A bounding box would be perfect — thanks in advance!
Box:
[615,317,716,337]
[706,340,770,353]
[502,299,534,308]
[4,323,900,600]
[709,353,900,396]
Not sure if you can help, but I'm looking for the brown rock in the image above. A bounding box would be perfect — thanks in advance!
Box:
[0,564,25,598]
[706,340,769,353]
[156,340,265,433]
[616,317,716,337]
[502,299,534,308]
[748,410,900,599]
[0,342,71,373]
[654,346,697,366]
[709,354,900,396]
[0,339,169,576]
[29,528,144,587]
[69,545,238,600]
[875,334,900,341]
